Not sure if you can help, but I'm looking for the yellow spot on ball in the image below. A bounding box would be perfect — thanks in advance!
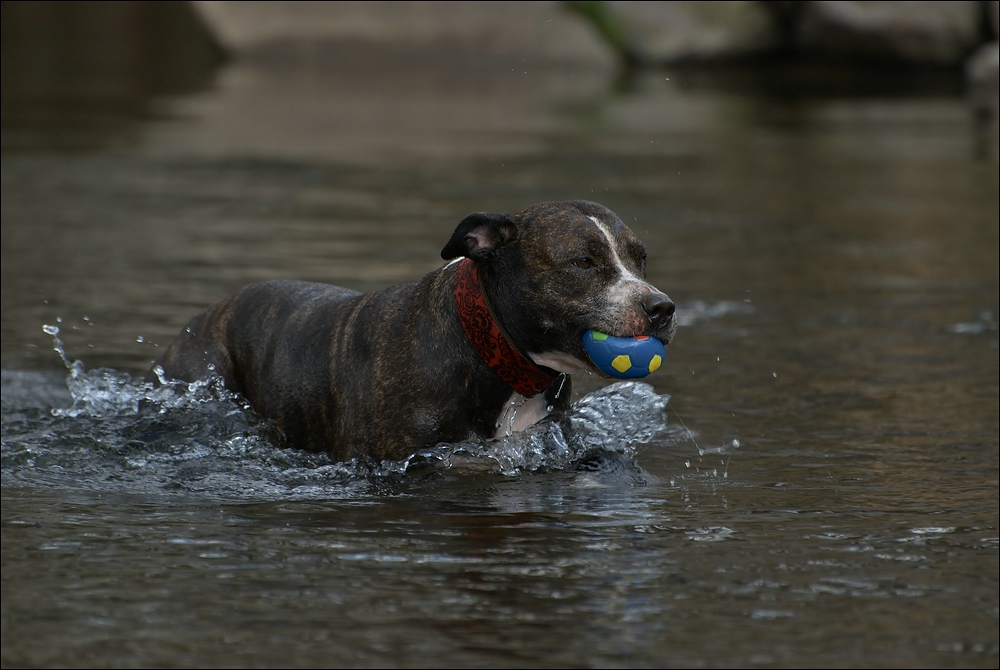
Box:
[612,355,632,373]
[648,355,662,373]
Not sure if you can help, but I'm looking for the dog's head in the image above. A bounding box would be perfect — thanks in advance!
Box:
[441,200,676,376]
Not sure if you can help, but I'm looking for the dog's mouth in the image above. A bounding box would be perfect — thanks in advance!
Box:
[529,311,676,378]
[583,321,675,346]
[575,321,674,379]
[586,310,676,343]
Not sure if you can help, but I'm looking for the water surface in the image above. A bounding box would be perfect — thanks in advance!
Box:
[2,55,998,667]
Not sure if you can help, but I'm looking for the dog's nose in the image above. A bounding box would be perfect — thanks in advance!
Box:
[641,292,675,330]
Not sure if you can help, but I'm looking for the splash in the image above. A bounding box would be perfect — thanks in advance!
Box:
[39,324,252,419]
[675,300,754,327]
[1,326,674,498]
[398,382,670,477]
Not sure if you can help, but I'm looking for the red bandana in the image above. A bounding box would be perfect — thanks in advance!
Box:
[452,258,556,397]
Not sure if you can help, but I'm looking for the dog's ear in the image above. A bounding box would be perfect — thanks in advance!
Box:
[441,212,518,261]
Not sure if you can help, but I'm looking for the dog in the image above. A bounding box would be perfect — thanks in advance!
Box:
[149,201,676,462]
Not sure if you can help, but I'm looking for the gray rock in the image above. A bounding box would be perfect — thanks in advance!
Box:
[966,40,998,162]
[794,1,983,65]
[601,0,781,64]
[191,1,614,67]
[966,40,999,97]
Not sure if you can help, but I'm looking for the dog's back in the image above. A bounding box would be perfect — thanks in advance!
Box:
[151,281,363,453]
[150,272,510,459]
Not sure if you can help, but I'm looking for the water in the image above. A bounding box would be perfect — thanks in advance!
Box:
[2,46,998,667]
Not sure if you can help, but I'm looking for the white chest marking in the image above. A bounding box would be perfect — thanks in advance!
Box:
[493,391,551,439]
[528,350,589,374]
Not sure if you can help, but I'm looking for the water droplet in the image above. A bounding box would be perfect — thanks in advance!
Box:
[136,336,144,343]
[42,324,59,336]
[684,459,691,468]
[771,371,777,378]
[56,316,63,323]
[732,439,740,448]
[207,363,216,371]
[153,365,168,385]
[553,374,568,399]
[546,405,553,412]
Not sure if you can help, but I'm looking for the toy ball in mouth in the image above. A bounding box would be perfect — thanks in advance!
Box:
[582,330,666,379]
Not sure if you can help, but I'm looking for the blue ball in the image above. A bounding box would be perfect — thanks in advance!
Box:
[582,330,666,379]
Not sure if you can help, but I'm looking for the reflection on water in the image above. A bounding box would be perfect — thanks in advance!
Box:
[2,26,998,670]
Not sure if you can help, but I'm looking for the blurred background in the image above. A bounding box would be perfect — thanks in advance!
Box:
[2,2,998,668]
[1,0,998,372]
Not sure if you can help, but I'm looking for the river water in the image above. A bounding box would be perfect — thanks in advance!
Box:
[2,50,998,667]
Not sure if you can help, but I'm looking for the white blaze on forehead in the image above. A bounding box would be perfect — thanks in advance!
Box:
[586,215,643,284]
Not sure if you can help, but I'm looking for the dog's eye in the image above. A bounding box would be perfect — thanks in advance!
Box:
[574,257,593,269]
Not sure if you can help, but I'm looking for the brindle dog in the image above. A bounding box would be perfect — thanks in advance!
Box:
[150,201,676,461]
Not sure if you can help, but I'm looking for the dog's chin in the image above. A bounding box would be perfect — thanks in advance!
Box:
[656,318,677,346]
[528,350,591,375]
